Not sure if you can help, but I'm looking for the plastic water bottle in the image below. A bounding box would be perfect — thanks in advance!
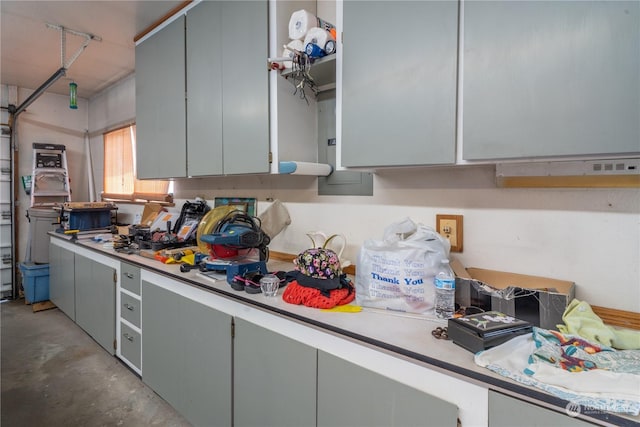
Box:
[434,259,456,319]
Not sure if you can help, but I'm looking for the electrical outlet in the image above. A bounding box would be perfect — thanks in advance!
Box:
[436,214,463,252]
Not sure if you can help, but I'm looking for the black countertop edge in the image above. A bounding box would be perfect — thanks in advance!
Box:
[185,276,636,427]
[58,236,638,427]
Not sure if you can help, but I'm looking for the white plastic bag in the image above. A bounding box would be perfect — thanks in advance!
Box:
[356,218,450,314]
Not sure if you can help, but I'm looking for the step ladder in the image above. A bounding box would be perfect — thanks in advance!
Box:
[30,143,71,207]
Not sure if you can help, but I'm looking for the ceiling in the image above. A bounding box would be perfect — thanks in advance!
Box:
[1,1,184,100]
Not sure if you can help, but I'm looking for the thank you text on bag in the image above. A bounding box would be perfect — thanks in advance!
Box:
[356,218,450,314]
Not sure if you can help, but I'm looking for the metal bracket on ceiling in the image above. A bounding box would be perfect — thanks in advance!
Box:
[46,23,102,70]
[9,24,102,117]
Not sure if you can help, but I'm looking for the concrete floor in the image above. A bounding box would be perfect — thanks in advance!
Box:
[1,299,191,426]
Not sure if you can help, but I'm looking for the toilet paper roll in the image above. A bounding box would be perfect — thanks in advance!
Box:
[281,39,304,68]
[289,9,317,40]
[303,27,335,55]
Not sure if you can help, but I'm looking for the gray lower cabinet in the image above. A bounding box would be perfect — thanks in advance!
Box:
[120,262,140,295]
[341,1,459,167]
[489,391,595,427]
[463,1,640,160]
[317,351,458,427]
[120,322,141,370]
[74,254,116,354]
[141,281,232,427]
[233,318,317,427]
[48,242,76,321]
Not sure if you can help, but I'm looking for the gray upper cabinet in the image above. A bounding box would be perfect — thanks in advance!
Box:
[341,1,459,167]
[137,1,269,179]
[135,16,187,179]
[463,1,640,160]
[185,0,223,177]
[219,0,270,175]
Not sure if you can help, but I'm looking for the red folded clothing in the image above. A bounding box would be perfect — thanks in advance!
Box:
[282,280,355,309]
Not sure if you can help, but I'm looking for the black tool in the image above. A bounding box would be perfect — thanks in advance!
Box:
[180,263,205,273]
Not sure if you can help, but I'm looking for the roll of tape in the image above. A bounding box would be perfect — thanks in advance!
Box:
[289,9,317,40]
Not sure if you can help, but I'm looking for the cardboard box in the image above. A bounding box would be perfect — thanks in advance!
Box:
[451,259,575,330]
[140,203,165,227]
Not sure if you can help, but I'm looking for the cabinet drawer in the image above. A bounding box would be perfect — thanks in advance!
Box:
[120,322,141,370]
[1,246,12,267]
[0,181,9,203]
[0,135,9,159]
[0,202,11,224]
[121,262,140,295]
[121,292,141,328]
[1,268,12,293]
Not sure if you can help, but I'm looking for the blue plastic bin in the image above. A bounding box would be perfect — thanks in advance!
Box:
[19,263,50,303]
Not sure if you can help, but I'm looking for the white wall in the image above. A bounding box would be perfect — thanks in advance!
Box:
[90,76,640,313]
[88,73,137,197]
[12,87,89,262]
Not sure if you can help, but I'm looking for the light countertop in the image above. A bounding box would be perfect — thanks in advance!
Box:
[50,232,639,427]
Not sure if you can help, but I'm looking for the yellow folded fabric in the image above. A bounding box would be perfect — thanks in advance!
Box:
[557,299,640,350]
[321,305,362,313]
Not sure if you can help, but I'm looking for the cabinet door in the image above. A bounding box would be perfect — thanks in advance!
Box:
[341,1,458,167]
[234,318,317,427]
[135,16,186,179]
[186,0,223,176]
[220,0,270,174]
[48,243,75,321]
[141,281,183,410]
[74,255,116,354]
[142,281,232,427]
[317,351,458,427]
[489,391,595,427]
[463,1,640,160]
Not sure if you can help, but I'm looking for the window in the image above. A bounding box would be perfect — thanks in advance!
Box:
[102,125,172,203]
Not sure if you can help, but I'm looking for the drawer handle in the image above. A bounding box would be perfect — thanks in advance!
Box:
[123,333,134,342]
[124,303,135,311]
[124,272,134,279]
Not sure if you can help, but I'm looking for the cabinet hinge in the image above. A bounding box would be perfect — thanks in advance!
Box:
[231,319,235,339]
[268,151,273,164]
[113,271,117,285]
[113,339,117,351]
